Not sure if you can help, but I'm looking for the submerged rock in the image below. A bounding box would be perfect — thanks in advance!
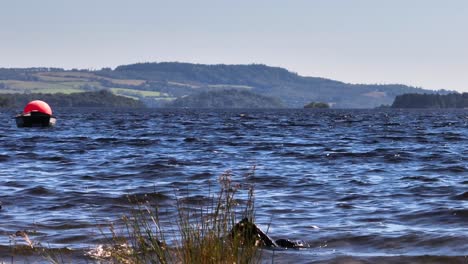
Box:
[231,218,309,249]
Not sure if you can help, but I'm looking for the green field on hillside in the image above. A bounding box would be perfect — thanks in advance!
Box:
[0,71,149,95]
[0,72,171,104]
[35,72,146,86]
[110,88,168,97]
[0,79,107,93]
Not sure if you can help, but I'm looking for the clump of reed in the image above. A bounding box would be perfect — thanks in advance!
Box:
[9,230,70,264]
[97,168,261,264]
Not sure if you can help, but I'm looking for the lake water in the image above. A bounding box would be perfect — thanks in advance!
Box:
[0,108,467,263]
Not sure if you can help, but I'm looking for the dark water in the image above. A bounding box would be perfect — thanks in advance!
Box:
[0,108,467,263]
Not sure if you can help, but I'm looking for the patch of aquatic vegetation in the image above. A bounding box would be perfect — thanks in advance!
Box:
[87,168,261,264]
[8,231,74,264]
[8,168,263,263]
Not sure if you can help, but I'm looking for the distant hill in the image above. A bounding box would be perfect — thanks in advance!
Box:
[0,90,145,108]
[166,89,284,108]
[0,63,449,108]
[392,93,468,108]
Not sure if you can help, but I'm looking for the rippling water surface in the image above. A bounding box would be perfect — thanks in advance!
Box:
[0,108,467,263]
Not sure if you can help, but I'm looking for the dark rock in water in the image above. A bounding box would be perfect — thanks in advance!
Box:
[275,239,309,249]
[231,218,309,249]
[231,218,278,247]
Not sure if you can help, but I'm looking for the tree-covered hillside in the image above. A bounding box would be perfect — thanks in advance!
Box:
[392,93,468,108]
[0,63,448,108]
[0,90,145,108]
[165,89,284,108]
[95,62,441,108]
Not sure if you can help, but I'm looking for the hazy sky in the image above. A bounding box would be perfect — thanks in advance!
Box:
[1,0,467,92]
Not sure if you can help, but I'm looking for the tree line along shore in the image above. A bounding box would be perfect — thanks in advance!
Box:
[391,93,468,108]
[0,88,466,109]
[0,90,145,109]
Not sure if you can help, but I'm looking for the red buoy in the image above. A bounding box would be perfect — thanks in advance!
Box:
[23,100,53,116]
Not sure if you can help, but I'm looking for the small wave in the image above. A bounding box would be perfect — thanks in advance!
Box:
[311,255,468,264]
[338,194,368,201]
[401,176,439,182]
[0,245,79,263]
[54,234,92,244]
[396,208,468,224]
[245,175,289,187]
[290,153,323,160]
[441,132,464,141]
[420,153,444,161]
[336,203,354,209]
[383,153,412,163]
[384,122,401,126]
[95,137,119,143]
[379,136,406,141]
[404,185,455,198]
[41,155,71,163]
[317,231,468,253]
[414,136,430,143]
[326,151,379,159]
[453,191,468,200]
[349,179,372,186]
[22,186,55,195]
[249,145,276,151]
[126,138,160,147]
[419,165,467,173]
[178,194,214,206]
[35,221,92,230]
[4,180,27,188]
[433,122,459,128]
[47,203,76,210]
[141,162,175,171]
[189,172,212,180]
[356,217,386,222]
[55,136,90,144]
[15,152,40,159]
[123,192,172,204]
[445,166,467,173]
[183,137,200,142]
[0,154,9,162]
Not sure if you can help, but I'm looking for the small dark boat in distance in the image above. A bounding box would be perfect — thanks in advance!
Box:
[15,100,57,128]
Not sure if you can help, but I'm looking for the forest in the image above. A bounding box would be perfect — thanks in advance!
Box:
[392,93,468,108]
[0,90,145,108]
[165,89,284,108]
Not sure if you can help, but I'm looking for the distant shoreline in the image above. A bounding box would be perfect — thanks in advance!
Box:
[0,63,450,109]
[392,92,468,108]
[0,90,145,109]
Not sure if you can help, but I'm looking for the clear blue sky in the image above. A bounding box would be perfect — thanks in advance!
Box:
[1,0,467,92]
